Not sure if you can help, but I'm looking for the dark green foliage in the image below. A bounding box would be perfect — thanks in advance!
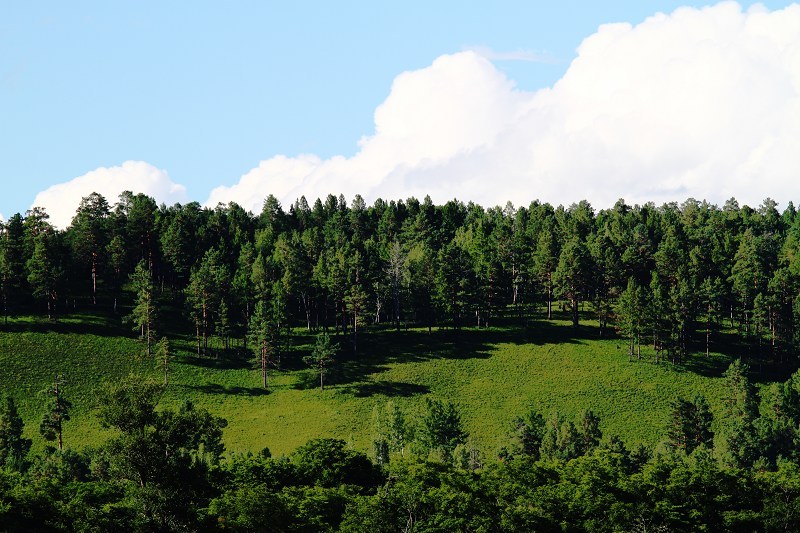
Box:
[96,376,227,530]
[291,438,378,488]
[126,259,157,355]
[666,394,714,453]
[9,193,800,528]
[554,236,593,327]
[0,396,31,469]
[303,332,337,390]
[417,398,467,460]
[39,375,71,451]
[500,406,545,460]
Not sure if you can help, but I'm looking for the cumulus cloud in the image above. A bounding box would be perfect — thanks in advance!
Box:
[33,161,188,229]
[463,45,556,63]
[208,1,800,214]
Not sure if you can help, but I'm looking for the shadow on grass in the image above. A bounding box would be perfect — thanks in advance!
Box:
[675,329,800,383]
[346,380,430,398]
[181,353,253,371]
[1,311,131,338]
[184,382,270,397]
[279,319,602,392]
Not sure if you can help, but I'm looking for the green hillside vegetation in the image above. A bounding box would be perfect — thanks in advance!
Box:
[6,193,800,529]
[2,306,733,456]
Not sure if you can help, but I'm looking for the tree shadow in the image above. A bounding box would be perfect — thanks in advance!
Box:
[0,312,130,338]
[184,382,270,397]
[292,370,324,391]
[181,353,253,371]
[345,380,430,398]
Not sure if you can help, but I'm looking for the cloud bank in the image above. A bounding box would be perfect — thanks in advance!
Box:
[208,1,800,214]
[32,161,188,229]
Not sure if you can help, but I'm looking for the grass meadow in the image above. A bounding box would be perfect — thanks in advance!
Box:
[0,308,740,457]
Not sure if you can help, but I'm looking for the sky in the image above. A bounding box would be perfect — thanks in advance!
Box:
[1,1,799,228]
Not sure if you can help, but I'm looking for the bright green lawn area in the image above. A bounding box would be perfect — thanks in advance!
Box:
[0,311,739,457]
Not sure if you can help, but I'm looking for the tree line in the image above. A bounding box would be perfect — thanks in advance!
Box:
[3,192,800,368]
[4,360,800,530]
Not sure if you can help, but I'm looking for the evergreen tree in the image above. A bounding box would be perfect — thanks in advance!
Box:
[155,337,172,387]
[303,332,337,391]
[26,231,60,319]
[720,360,759,468]
[0,396,31,469]
[553,236,592,327]
[666,395,714,454]
[39,375,71,451]
[70,192,111,304]
[248,300,277,389]
[127,260,157,355]
[417,398,467,460]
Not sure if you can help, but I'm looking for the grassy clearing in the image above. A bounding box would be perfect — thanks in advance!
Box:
[1,310,741,457]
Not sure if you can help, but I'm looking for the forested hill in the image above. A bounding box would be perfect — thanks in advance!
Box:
[1,192,798,368]
[7,192,800,530]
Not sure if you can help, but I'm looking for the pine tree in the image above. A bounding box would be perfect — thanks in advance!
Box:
[303,333,337,391]
[39,375,71,451]
[128,260,157,355]
[0,396,31,469]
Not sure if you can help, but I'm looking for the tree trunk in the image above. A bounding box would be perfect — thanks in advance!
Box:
[91,253,97,305]
[571,298,579,328]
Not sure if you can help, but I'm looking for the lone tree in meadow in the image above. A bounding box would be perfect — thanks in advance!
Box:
[304,333,337,391]
[39,375,71,451]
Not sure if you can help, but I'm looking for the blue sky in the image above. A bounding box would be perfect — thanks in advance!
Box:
[2,1,798,226]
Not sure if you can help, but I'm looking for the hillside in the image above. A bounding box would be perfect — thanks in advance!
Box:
[0,308,736,456]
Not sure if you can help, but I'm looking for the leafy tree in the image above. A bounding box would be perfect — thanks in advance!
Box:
[434,240,474,329]
[578,409,602,455]
[700,277,724,356]
[186,248,227,355]
[69,192,111,304]
[127,260,157,355]
[500,406,545,460]
[719,360,760,467]
[0,396,31,469]
[26,231,60,319]
[385,240,407,331]
[97,376,227,531]
[540,412,582,461]
[617,278,648,360]
[155,337,172,387]
[372,401,412,463]
[248,300,278,389]
[39,375,71,451]
[666,395,714,454]
[417,398,467,460]
[304,333,337,391]
[553,236,592,327]
[291,438,377,488]
[0,214,24,324]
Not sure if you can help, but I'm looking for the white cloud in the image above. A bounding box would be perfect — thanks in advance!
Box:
[32,161,188,229]
[208,1,800,214]
[463,45,556,63]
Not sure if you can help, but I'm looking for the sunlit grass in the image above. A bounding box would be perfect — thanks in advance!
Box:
[1,310,736,457]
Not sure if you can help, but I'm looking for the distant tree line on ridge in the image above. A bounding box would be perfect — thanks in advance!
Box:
[3,192,800,370]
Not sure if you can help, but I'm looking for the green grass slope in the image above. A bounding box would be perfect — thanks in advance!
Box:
[1,311,737,457]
